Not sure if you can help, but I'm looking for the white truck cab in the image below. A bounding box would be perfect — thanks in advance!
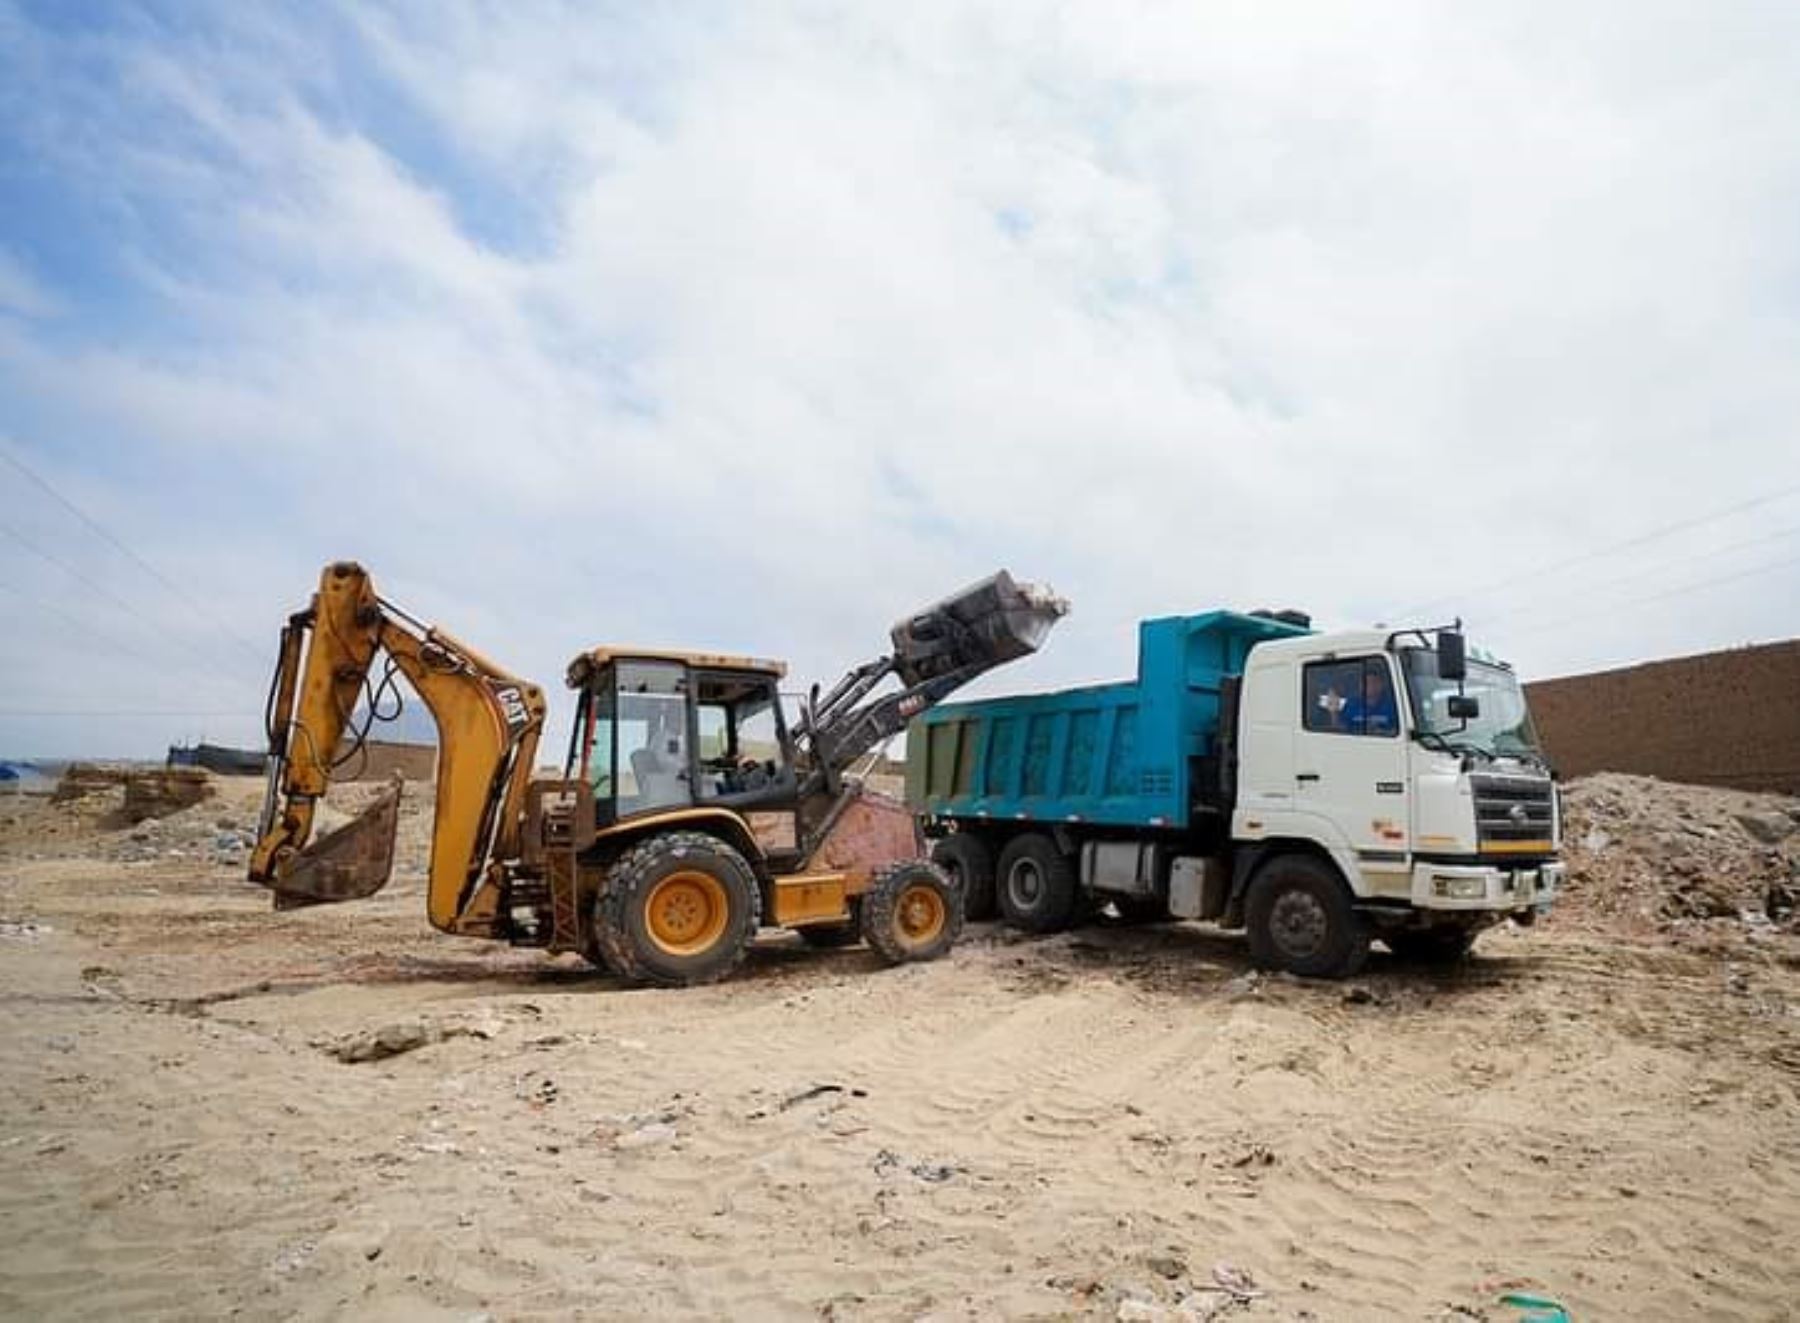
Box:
[1233,627,1562,965]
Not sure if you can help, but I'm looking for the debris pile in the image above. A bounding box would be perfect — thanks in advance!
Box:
[1556,773,1800,945]
[121,767,213,823]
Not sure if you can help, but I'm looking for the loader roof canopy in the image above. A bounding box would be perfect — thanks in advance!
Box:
[566,647,788,689]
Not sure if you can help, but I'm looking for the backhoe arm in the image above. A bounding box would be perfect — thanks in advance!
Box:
[250,562,546,933]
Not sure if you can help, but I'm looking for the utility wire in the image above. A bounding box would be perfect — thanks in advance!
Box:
[1500,549,1800,640]
[0,578,155,656]
[1479,521,1800,628]
[1,520,263,696]
[0,443,269,663]
[1391,479,1800,621]
[0,709,262,718]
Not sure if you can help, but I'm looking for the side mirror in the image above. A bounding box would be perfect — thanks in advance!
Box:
[1437,629,1467,682]
[1447,694,1480,720]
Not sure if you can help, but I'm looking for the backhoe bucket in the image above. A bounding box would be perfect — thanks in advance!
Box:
[268,780,403,911]
[890,570,1068,687]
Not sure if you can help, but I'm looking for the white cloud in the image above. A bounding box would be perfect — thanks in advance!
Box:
[2,0,1799,758]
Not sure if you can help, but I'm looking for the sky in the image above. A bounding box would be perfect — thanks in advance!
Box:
[3,0,1799,761]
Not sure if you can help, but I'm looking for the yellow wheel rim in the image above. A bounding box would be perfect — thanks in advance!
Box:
[645,870,730,957]
[895,882,947,948]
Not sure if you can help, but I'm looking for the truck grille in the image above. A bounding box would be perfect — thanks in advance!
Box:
[1471,773,1555,850]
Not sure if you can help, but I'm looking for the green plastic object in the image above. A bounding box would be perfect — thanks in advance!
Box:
[1499,1292,1570,1322]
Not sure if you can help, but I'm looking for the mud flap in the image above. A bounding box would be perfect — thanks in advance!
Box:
[268,780,403,910]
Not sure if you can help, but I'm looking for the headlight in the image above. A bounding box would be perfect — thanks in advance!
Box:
[1432,874,1489,900]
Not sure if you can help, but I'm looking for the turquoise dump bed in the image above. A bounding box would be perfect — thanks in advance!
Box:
[905,611,1310,831]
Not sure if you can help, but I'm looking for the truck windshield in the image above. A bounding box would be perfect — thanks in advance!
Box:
[1399,648,1543,760]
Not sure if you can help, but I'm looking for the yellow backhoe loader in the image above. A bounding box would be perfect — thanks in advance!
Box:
[249,562,1065,985]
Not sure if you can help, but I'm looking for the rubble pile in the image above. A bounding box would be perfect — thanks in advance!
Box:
[5,772,432,876]
[121,767,213,823]
[1556,773,1800,943]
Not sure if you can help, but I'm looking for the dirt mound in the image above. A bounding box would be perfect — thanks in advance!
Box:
[1555,772,1800,946]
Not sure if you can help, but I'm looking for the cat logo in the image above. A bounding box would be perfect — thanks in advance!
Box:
[492,684,530,731]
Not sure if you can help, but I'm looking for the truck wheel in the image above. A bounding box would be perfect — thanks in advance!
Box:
[1244,855,1368,978]
[1385,927,1477,964]
[593,832,762,987]
[996,834,1079,933]
[798,899,864,949]
[861,861,963,964]
[931,834,996,921]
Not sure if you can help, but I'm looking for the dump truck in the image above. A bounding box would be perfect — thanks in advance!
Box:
[907,610,1563,976]
[250,561,1065,986]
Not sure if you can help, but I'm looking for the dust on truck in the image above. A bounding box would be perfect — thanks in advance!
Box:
[906,610,1564,976]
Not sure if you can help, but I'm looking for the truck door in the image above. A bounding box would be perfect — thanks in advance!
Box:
[1293,655,1410,858]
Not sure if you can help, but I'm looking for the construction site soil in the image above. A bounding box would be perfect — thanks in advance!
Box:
[3,773,1798,1321]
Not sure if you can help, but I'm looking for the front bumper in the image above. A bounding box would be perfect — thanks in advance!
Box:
[1410,860,1563,913]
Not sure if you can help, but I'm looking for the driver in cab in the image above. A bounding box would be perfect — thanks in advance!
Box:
[1340,664,1399,736]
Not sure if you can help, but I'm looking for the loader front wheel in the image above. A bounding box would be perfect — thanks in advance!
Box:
[594,832,761,987]
[931,833,996,921]
[862,861,963,965]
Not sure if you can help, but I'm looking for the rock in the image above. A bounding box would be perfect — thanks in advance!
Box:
[329,1022,441,1063]
[1734,811,1794,845]
[1222,972,1262,999]
[1117,1300,1172,1323]
[1582,828,1611,852]
[1342,985,1375,1005]
[1146,1254,1187,1280]
[615,1122,678,1150]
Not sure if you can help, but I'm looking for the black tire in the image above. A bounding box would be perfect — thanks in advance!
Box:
[931,834,997,921]
[797,899,864,949]
[995,834,1080,934]
[861,860,963,964]
[1110,896,1172,925]
[1244,854,1368,978]
[1385,927,1477,965]
[592,831,762,987]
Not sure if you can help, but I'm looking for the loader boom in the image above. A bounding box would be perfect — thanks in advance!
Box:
[250,562,546,932]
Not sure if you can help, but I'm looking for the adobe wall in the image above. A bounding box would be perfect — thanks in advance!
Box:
[1525,640,1800,794]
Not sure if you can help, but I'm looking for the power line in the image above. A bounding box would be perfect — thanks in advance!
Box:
[0,710,262,718]
[0,520,263,696]
[1391,479,1800,621]
[0,443,270,663]
[1500,549,1800,640]
[1479,521,1800,628]
[0,578,155,655]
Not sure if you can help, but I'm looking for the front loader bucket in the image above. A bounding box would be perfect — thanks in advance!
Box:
[268,780,403,911]
[890,570,1068,687]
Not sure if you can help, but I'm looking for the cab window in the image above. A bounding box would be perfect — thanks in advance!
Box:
[616,661,690,813]
[1303,657,1400,738]
[694,672,790,800]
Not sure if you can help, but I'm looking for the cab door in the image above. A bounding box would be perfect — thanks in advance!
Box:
[1292,655,1410,858]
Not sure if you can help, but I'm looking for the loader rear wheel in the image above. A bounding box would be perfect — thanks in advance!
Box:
[1244,854,1368,979]
[931,833,996,921]
[593,832,761,987]
[996,833,1079,933]
[862,861,963,964]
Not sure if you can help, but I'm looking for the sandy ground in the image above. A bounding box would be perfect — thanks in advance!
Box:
[3,780,1800,1321]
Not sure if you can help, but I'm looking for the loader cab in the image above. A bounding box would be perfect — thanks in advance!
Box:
[565,649,796,828]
